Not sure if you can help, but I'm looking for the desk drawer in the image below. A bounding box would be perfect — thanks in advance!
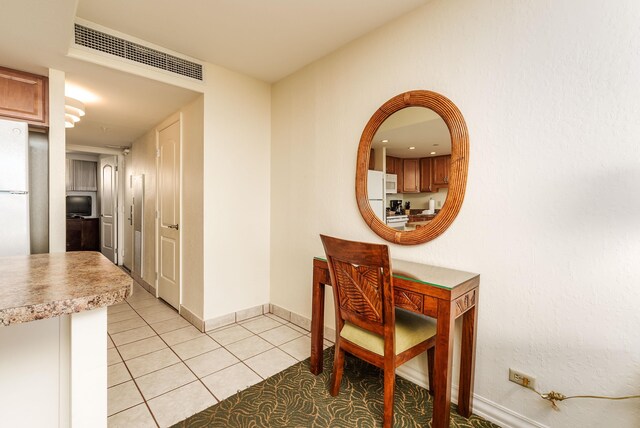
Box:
[394,289,423,313]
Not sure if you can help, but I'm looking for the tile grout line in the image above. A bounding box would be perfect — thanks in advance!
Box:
[126,297,223,416]
[109,300,161,428]
[109,282,321,426]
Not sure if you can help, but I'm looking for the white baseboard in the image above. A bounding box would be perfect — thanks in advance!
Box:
[394,351,548,428]
[200,303,271,332]
[470,394,549,428]
[179,305,204,331]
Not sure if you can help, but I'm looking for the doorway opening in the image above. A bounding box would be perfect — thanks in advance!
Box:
[64,147,125,265]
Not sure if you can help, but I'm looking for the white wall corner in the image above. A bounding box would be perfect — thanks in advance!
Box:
[48,68,66,253]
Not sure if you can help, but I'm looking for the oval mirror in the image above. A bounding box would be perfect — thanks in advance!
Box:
[355,90,469,245]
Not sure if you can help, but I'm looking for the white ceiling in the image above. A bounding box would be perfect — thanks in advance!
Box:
[76,0,430,82]
[1,0,430,148]
[372,107,451,158]
[64,62,199,148]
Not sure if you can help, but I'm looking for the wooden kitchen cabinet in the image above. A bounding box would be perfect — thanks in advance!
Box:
[420,158,432,192]
[66,218,99,252]
[402,158,420,193]
[395,158,404,191]
[386,156,404,192]
[0,66,48,128]
[386,155,397,174]
[431,155,451,190]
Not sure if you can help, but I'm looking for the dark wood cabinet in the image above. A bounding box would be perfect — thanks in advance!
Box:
[431,155,451,191]
[388,156,450,194]
[420,158,432,192]
[0,66,48,128]
[395,158,403,192]
[66,218,99,252]
[402,159,420,193]
[386,156,404,193]
[386,155,397,174]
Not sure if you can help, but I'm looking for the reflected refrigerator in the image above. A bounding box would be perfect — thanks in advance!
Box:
[0,119,30,256]
[367,170,385,222]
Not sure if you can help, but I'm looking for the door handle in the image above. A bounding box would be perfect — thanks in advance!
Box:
[167,224,179,230]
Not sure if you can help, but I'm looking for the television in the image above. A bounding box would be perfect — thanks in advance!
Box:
[66,195,92,217]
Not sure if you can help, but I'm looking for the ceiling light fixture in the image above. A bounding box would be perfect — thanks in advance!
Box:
[65,96,85,117]
[65,108,80,123]
[430,151,436,155]
[382,139,389,143]
[408,146,416,150]
[64,96,85,130]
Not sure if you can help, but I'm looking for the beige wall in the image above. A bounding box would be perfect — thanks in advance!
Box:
[271,1,640,427]
[129,95,205,303]
[48,68,66,253]
[202,64,271,320]
[126,63,271,324]
[181,96,204,318]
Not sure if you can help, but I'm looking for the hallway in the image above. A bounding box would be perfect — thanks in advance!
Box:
[107,282,331,427]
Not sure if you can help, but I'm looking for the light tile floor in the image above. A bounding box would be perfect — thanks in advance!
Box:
[107,282,331,427]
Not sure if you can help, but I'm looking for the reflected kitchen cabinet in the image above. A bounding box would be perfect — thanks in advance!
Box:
[386,156,404,192]
[420,158,432,193]
[431,155,450,191]
[402,158,420,193]
[385,155,398,174]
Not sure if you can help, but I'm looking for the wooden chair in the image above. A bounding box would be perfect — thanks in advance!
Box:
[320,234,437,428]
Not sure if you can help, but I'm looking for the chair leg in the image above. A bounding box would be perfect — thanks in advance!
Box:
[383,362,396,428]
[330,342,345,396]
[427,347,435,395]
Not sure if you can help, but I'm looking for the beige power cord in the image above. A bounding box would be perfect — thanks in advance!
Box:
[526,388,640,410]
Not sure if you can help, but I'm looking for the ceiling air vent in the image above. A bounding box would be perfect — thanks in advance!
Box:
[74,24,203,81]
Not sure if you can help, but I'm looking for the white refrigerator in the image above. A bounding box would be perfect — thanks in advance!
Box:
[367,170,385,221]
[0,119,30,256]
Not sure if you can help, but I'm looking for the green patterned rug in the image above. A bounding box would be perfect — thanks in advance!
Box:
[172,347,500,427]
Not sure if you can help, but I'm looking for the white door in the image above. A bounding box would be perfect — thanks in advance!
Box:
[157,120,180,309]
[99,156,117,263]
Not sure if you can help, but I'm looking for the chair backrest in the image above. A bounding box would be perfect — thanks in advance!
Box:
[320,234,394,339]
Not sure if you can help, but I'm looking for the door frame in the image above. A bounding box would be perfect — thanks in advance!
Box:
[130,174,144,282]
[155,113,182,306]
[66,145,125,265]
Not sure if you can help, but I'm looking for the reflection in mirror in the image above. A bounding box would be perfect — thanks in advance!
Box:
[368,107,451,232]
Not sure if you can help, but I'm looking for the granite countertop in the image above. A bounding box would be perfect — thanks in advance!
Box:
[0,252,131,326]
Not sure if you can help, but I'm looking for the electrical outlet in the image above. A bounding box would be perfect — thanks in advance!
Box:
[509,368,536,389]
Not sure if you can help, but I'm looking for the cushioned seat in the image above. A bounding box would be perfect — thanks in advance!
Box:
[320,234,438,428]
[341,308,437,356]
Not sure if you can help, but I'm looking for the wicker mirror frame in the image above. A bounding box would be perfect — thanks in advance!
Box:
[356,90,469,245]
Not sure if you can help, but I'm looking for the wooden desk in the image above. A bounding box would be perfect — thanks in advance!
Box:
[311,257,479,428]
